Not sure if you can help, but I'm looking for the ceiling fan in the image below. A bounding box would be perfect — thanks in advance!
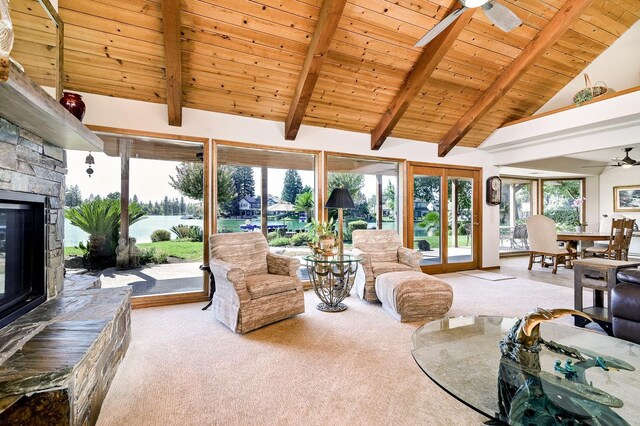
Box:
[582,147,640,169]
[611,147,640,168]
[415,0,522,47]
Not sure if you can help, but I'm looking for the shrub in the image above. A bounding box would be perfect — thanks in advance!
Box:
[270,237,291,247]
[290,232,310,246]
[139,247,169,264]
[348,220,369,233]
[267,231,279,241]
[345,219,368,242]
[150,229,171,242]
[170,225,191,239]
[188,225,204,242]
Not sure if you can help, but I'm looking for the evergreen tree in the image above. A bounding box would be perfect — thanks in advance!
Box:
[162,196,170,215]
[383,181,395,212]
[232,166,255,198]
[132,194,139,204]
[281,169,303,204]
[106,192,120,200]
[65,184,83,207]
[180,197,186,214]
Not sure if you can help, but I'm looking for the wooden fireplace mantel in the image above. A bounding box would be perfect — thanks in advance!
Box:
[0,58,103,152]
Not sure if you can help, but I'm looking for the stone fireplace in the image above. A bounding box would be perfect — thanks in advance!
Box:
[0,115,66,303]
[0,115,131,424]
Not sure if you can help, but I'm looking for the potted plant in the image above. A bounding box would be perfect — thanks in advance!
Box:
[306,217,336,255]
[416,211,439,251]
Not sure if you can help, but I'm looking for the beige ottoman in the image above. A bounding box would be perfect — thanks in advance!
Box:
[375,270,453,322]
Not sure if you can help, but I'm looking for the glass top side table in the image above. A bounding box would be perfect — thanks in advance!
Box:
[303,254,362,312]
[411,316,640,425]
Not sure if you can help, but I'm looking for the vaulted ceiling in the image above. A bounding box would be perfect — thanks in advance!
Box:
[56,0,640,154]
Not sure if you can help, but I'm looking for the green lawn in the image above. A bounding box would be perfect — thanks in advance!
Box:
[65,241,204,261]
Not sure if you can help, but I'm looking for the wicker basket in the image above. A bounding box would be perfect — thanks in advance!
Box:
[573,74,611,106]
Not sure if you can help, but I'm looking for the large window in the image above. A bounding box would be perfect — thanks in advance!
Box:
[541,179,585,231]
[326,154,400,248]
[216,144,318,272]
[64,133,208,305]
[499,178,536,253]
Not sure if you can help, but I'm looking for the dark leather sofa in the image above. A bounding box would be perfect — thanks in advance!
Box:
[612,268,640,344]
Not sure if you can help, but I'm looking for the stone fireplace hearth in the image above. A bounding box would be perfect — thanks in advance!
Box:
[0,114,130,424]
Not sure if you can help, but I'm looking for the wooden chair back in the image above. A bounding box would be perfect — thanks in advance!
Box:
[606,218,626,260]
[621,219,636,261]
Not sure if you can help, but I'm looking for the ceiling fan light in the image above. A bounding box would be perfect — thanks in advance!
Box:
[460,0,490,7]
[621,163,632,168]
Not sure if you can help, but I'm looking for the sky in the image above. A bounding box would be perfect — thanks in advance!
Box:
[66,150,394,203]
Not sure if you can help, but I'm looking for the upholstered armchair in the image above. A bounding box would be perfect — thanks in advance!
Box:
[351,229,422,302]
[209,232,305,334]
[525,215,577,274]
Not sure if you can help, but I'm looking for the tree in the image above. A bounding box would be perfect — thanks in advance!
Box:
[162,196,170,215]
[232,166,255,198]
[65,199,146,270]
[106,192,120,200]
[294,191,314,221]
[383,181,395,212]
[169,162,204,200]
[217,165,236,205]
[328,173,365,199]
[281,169,303,203]
[65,184,83,207]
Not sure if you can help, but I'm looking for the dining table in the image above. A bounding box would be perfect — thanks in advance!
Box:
[556,231,611,256]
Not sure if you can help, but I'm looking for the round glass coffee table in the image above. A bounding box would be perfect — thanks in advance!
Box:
[303,254,361,312]
[411,316,640,425]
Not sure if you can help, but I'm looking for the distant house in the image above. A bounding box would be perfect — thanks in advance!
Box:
[267,195,280,206]
[239,196,261,217]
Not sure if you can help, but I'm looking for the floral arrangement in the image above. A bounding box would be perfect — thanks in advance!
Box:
[571,198,587,227]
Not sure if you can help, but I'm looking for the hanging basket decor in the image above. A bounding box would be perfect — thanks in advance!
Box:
[573,74,612,106]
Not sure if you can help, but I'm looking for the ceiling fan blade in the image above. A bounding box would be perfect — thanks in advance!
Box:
[414,7,467,47]
[481,1,522,32]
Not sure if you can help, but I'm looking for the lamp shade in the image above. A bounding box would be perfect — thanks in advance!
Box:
[325,188,355,209]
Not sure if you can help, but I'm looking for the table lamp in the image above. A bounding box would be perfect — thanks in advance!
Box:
[325,188,355,254]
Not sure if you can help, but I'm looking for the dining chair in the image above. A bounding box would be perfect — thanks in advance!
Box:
[526,215,577,274]
[621,219,637,261]
[583,218,626,260]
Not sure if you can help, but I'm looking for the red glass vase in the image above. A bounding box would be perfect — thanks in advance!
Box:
[59,92,86,122]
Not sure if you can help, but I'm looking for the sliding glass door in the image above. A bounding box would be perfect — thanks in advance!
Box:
[408,164,480,273]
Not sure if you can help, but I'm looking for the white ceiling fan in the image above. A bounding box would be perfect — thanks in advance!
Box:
[415,0,522,47]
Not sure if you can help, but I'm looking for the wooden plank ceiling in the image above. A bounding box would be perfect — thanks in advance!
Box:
[57,0,640,154]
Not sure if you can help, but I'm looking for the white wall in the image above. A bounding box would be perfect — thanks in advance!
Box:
[77,92,501,268]
[599,167,640,256]
[537,20,640,114]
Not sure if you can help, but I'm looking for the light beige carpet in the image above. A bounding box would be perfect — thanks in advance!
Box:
[97,273,577,426]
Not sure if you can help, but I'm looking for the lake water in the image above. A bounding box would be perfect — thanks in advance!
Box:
[64,215,205,246]
[64,215,399,247]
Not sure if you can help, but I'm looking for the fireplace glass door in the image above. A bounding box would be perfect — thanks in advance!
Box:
[0,191,46,328]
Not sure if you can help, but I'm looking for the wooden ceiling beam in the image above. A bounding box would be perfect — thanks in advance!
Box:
[370,8,475,151]
[161,0,182,127]
[285,0,347,140]
[438,0,595,157]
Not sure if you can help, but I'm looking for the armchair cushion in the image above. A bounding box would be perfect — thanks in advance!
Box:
[245,274,299,300]
[398,247,422,268]
[372,262,414,277]
[267,252,300,277]
[352,229,402,263]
